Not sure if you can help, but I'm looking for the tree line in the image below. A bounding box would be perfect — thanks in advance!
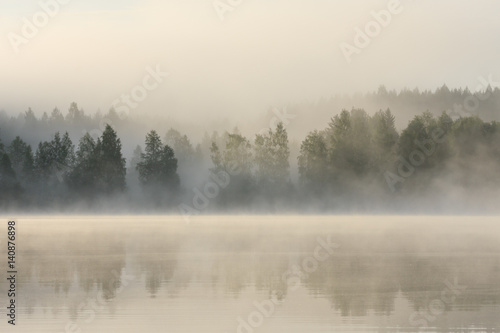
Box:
[3,84,500,153]
[1,106,499,213]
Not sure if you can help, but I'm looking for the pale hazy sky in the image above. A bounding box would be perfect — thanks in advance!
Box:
[1,0,500,122]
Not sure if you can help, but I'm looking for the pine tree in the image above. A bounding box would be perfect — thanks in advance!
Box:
[67,133,99,196]
[34,132,74,182]
[137,130,179,188]
[95,124,126,193]
[7,137,34,185]
[0,139,22,204]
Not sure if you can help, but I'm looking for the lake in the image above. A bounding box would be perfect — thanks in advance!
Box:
[1,216,499,333]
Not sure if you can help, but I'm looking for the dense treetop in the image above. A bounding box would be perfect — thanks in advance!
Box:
[0,94,499,213]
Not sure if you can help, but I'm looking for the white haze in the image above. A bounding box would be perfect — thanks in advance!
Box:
[1,0,500,126]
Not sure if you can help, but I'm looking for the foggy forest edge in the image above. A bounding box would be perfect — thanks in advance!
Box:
[1,85,500,214]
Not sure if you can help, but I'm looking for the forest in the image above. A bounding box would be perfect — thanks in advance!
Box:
[1,86,500,214]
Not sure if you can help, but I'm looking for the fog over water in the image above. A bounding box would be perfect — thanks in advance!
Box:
[1,1,500,214]
[1,2,500,333]
[1,216,499,333]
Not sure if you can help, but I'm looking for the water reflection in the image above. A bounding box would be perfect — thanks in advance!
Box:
[2,216,499,332]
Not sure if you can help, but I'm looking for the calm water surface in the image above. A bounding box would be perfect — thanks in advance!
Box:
[1,216,499,333]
